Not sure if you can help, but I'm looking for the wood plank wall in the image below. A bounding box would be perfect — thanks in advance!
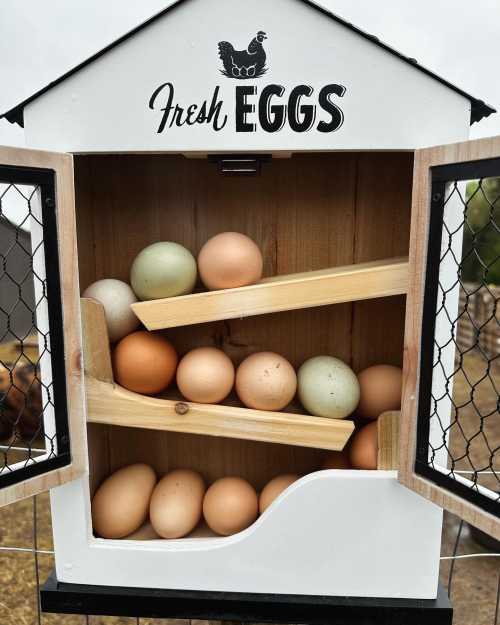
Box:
[74,152,413,491]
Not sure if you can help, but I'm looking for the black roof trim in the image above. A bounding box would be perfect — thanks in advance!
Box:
[1,0,495,128]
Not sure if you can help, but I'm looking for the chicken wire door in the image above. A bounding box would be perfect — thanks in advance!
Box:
[400,136,500,541]
[0,146,85,508]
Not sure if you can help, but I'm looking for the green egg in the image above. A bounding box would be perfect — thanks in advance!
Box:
[298,355,360,419]
[130,242,197,301]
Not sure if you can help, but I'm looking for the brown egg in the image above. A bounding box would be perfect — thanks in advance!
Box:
[92,464,156,539]
[321,451,351,470]
[203,477,258,536]
[357,364,402,420]
[198,232,263,290]
[150,469,206,539]
[349,421,378,470]
[236,352,297,411]
[259,474,299,513]
[177,347,235,404]
[113,330,178,395]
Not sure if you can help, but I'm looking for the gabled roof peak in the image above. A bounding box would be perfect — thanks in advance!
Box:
[1,0,495,127]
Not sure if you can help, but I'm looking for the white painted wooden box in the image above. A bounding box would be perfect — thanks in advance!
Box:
[1,0,497,601]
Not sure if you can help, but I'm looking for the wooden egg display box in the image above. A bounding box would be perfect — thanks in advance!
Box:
[1,0,497,604]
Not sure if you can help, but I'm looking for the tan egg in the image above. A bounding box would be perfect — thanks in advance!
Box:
[124,520,160,541]
[236,352,297,411]
[91,464,156,539]
[357,364,402,420]
[198,232,263,290]
[259,474,299,513]
[321,451,351,470]
[113,331,178,395]
[203,477,258,536]
[149,469,206,539]
[349,421,378,470]
[177,347,235,404]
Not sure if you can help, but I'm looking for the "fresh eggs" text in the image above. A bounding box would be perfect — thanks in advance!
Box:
[149,83,346,134]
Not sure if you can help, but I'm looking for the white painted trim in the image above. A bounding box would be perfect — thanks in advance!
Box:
[51,469,443,598]
[24,0,471,153]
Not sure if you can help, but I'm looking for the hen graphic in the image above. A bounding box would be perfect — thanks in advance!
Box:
[218,31,268,79]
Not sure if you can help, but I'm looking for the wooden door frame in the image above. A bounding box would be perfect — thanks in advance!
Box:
[0,146,86,507]
[399,135,500,540]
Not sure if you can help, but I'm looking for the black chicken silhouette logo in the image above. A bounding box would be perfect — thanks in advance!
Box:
[218,31,268,79]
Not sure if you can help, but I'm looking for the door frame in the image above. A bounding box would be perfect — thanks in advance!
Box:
[399,135,500,540]
[0,145,86,507]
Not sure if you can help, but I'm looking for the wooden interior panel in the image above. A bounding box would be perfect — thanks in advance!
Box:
[351,152,413,371]
[107,428,325,491]
[74,152,413,490]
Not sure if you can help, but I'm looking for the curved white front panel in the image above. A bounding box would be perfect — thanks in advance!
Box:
[50,470,442,598]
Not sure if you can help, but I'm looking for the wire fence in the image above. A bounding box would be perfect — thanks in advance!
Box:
[415,174,500,527]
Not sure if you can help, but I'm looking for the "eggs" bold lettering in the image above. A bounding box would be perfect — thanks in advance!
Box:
[236,83,346,134]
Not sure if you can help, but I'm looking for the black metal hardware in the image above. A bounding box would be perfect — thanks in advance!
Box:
[209,154,271,176]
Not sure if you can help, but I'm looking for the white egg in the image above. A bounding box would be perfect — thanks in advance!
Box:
[83,279,140,343]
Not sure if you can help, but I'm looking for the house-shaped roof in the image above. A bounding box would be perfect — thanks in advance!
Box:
[1,0,494,128]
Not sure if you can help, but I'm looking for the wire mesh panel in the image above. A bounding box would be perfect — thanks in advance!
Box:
[0,165,70,492]
[416,157,500,520]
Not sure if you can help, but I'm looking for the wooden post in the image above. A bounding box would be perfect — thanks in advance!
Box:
[378,411,400,470]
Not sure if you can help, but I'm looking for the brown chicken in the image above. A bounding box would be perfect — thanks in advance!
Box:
[0,363,43,441]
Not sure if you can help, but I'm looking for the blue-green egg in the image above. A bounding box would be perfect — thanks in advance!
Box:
[130,242,197,300]
[298,355,360,419]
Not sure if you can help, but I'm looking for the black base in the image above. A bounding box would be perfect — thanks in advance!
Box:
[41,572,453,625]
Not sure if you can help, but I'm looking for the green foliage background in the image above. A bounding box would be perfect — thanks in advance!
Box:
[460,177,500,285]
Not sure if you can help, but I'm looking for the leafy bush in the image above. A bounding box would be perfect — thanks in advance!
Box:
[460,177,500,286]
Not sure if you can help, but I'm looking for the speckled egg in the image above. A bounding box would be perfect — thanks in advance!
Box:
[298,356,360,419]
[235,352,297,411]
[149,469,206,539]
